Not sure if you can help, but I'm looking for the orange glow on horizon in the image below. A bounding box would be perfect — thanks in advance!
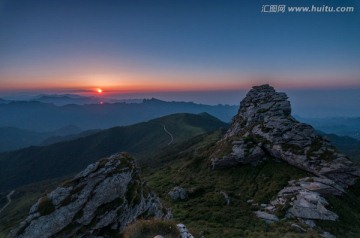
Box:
[1,71,360,93]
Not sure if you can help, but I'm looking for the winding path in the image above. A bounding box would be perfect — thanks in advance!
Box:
[0,190,15,214]
[162,125,174,145]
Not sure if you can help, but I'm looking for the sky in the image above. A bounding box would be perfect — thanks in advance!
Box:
[0,0,359,116]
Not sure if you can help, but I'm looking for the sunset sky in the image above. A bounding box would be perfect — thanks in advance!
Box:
[0,0,359,112]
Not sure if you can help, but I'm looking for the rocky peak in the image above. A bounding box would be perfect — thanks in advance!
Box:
[235,84,290,127]
[212,84,360,187]
[223,84,291,140]
[211,84,360,230]
[8,153,167,238]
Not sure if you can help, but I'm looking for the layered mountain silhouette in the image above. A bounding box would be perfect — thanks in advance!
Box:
[0,98,236,132]
[0,126,82,152]
[31,94,133,105]
[0,113,227,192]
[2,85,360,238]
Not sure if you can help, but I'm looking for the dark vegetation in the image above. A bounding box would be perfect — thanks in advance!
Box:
[123,219,180,238]
[145,131,320,237]
[316,180,360,238]
[0,113,227,192]
[1,113,360,237]
[37,196,55,216]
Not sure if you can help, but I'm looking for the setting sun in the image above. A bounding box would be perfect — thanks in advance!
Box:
[97,89,103,93]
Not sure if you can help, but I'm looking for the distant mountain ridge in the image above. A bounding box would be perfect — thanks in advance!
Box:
[0,126,82,152]
[318,131,360,162]
[32,94,143,105]
[298,116,360,140]
[0,98,236,131]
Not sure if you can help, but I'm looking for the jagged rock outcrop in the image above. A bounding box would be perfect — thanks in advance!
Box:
[211,84,360,187]
[8,153,167,238]
[211,84,360,229]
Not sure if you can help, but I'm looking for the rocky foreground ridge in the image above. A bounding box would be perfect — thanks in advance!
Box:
[211,84,360,232]
[8,153,168,238]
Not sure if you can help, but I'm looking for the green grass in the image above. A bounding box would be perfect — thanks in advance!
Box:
[145,131,318,238]
[0,113,227,193]
[123,219,180,238]
[2,122,360,237]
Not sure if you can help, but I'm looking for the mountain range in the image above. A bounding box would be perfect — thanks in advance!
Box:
[0,126,82,152]
[1,85,360,238]
[0,113,227,192]
[0,98,237,132]
[31,94,143,106]
[1,96,359,154]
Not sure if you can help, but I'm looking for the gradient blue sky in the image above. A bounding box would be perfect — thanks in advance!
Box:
[0,0,359,115]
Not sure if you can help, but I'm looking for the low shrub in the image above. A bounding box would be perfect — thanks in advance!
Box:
[123,219,180,238]
[37,196,55,216]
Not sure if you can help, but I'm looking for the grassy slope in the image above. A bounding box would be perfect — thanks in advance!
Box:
[0,113,226,236]
[0,113,227,192]
[2,120,360,237]
[145,131,360,238]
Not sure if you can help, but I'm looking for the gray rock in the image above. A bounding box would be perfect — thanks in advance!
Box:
[321,231,336,238]
[303,219,316,228]
[291,223,306,233]
[177,223,194,238]
[8,153,167,238]
[287,190,338,221]
[168,186,188,201]
[268,177,340,222]
[254,211,279,223]
[211,84,360,187]
[212,140,265,169]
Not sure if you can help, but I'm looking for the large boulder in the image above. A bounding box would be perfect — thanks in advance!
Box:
[287,190,338,221]
[8,153,167,238]
[265,177,341,223]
